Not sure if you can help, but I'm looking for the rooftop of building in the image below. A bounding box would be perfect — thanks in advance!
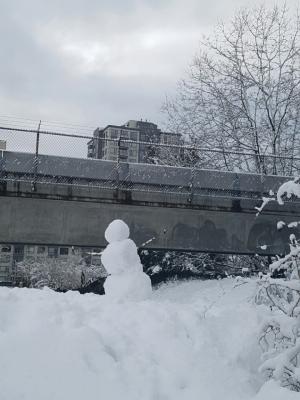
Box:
[91,120,181,138]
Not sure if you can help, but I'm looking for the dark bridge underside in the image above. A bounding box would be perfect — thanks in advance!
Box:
[0,179,300,256]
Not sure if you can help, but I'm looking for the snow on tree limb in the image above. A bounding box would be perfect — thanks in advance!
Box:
[277,179,300,205]
[255,196,276,216]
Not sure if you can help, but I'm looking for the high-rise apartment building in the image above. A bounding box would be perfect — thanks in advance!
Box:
[87,120,182,164]
[87,125,140,163]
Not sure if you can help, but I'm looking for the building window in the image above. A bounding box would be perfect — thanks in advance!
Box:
[14,245,24,262]
[59,247,69,256]
[130,132,138,140]
[48,247,58,258]
[26,246,35,255]
[120,130,128,138]
[110,129,118,139]
[37,246,46,254]
[108,147,118,155]
[0,255,11,263]
[119,149,128,157]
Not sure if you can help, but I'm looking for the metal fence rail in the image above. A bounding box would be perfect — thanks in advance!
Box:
[2,124,300,164]
[0,124,298,201]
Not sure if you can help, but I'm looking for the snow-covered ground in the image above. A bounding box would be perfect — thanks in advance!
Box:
[0,279,296,400]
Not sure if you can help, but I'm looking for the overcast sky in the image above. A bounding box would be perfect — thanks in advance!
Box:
[0,0,291,132]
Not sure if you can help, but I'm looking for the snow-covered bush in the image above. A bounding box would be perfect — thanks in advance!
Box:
[140,250,267,284]
[16,255,84,291]
[256,179,300,392]
[16,250,108,292]
[229,254,269,276]
[140,250,229,282]
[83,262,107,284]
[257,298,300,391]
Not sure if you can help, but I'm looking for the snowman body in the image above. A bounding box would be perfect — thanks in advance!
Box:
[103,271,152,301]
[101,220,152,301]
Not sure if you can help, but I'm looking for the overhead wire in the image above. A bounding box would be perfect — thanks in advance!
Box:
[0,115,99,133]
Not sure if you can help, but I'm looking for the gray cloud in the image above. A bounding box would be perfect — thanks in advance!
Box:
[0,0,287,131]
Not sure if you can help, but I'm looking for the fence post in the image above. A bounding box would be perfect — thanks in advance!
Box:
[32,120,41,191]
[115,135,122,191]
[0,139,6,182]
[0,151,3,182]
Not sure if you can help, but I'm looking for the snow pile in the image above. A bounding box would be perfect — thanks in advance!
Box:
[0,280,253,399]
[102,219,152,301]
[253,380,300,399]
[0,279,296,400]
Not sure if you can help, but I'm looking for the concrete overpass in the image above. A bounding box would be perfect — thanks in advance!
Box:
[0,151,299,255]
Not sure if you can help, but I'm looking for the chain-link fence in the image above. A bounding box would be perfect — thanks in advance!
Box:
[0,124,298,201]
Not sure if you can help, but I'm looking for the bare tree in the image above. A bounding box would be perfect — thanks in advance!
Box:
[164,4,300,175]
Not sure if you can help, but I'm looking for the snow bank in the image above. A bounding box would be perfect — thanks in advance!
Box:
[0,279,277,400]
[253,380,299,399]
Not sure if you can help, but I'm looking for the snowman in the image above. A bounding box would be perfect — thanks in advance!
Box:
[101,219,152,301]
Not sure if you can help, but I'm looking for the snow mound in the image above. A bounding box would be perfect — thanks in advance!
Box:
[253,380,299,399]
[0,279,268,400]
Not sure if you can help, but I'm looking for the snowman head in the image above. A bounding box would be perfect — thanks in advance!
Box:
[105,219,130,243]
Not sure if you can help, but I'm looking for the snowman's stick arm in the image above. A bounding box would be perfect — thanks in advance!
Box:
[139,237,156,248]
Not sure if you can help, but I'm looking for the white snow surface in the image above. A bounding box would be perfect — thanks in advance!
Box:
[0,279,295,400]
[253,380,299,399]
